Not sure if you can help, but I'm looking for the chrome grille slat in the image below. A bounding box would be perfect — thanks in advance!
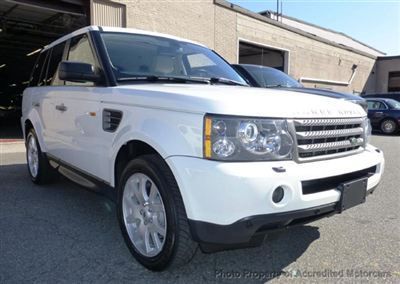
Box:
[294,118,364,126]
[296,127,364,139]
[298,139,364,153]
[293,117,365,160]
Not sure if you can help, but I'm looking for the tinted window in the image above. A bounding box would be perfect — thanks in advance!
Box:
[66,34,97,86]
[101,32,246,84]
[385,99,400,109]
[30,50,48,87]
[244,65,302,88]
[367,101,387,110]
[47,42,66,86]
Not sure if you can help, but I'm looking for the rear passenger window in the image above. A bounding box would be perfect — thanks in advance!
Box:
[66,34,97,86]
[367,101,387,110]
[48,42,66,86]
[30,50,48,87]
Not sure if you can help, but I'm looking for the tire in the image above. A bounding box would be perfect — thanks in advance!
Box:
[117,154,198,271]
[26,129,58,184]
[380,119,398,134]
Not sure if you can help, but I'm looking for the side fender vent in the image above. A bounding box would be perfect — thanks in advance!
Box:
[103,109,123,132]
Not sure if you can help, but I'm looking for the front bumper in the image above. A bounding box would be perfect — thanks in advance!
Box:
[165,144,384,247]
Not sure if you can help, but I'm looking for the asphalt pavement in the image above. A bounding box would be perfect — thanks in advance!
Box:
[0,135,399,283]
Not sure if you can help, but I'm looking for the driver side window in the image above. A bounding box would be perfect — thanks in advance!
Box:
[65,34,98,86]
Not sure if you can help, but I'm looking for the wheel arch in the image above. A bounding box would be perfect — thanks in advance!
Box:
[113,139,163,188]
[23,116,47,152]
[24,119,34,140]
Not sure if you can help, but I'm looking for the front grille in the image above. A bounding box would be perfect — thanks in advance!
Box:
[293,118,365,160]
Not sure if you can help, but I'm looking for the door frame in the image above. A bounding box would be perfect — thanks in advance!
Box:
[237,38,290,74]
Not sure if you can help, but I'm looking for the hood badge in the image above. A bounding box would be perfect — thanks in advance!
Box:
[294,108,361,117]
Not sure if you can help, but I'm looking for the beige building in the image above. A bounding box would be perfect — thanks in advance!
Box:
[91,0,399,95]
[0,0,398,102]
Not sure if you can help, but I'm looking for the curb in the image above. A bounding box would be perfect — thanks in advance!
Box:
[0,141,26,154]
[0,139,24,143]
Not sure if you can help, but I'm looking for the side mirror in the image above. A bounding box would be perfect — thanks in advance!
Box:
[58,61,101,83]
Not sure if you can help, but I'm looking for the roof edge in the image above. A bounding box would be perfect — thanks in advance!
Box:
[377,55,400,61]
[262,10,386,56]
[215,0,378,59]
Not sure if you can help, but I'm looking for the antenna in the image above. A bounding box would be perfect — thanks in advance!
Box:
[276,0,279,21]
[280,0,283,22]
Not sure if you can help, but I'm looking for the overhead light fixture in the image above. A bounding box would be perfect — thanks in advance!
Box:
[9,83,16,87]
[0,64,6,69]
[26,48,42,57]
[22,81,30,85]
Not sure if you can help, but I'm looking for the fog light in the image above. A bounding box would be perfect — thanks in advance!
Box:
[272,186,285,203]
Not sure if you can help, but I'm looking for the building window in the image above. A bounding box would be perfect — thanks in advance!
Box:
[388,71,400,92]
[239,41,286,72]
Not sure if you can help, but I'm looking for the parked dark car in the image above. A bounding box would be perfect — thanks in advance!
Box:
[362,93,400,103]
[366,98,400,134]
[232,64,368,111]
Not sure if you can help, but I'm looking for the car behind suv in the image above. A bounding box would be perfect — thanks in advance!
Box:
[366,98,400,134]
[22,26,384,271]
[362,92,400,103]
[232,64,368,111]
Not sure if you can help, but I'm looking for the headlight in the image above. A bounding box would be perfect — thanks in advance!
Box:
[204,115,294,161]
[363,118,372,144]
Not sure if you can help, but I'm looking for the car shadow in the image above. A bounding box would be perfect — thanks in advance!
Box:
[0,163,320,283]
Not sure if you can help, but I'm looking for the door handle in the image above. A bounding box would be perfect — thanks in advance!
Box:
[32,102,40,107]
[55,104,67,112]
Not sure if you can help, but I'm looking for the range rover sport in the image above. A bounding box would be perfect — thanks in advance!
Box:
[22,26,384,271]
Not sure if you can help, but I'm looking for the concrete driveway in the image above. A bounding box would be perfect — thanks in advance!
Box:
[0,135,399,283]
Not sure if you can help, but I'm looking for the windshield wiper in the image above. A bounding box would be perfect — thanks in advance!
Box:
[117,75,210,84]
[209,77,248,86]
[117,75,248,86]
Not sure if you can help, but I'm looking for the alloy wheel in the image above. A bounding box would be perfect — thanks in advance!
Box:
[122,173,167,257]
[27,135,39,178]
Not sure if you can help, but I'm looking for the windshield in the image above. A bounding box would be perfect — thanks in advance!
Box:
[101,32,247,85]
[386,99,400,109]
[243,65,302,88]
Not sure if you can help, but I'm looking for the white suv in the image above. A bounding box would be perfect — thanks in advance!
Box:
[22,26,384,271]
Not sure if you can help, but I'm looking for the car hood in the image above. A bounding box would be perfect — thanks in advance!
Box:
[280,87,365,101]
[109,84,366,118]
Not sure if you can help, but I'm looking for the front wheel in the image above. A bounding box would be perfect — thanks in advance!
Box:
[380,119,398,134]
[117,154,197,271]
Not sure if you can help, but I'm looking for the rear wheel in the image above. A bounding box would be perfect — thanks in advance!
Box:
[117,154,197,271]
[380,119,398,134]
[26,129,57,184]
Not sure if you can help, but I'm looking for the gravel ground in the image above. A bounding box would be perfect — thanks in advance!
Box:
[0,134,399,283]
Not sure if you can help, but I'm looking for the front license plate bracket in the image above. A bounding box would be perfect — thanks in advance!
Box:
[337,177,368,213]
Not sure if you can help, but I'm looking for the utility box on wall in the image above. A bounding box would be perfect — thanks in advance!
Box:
[91,0,126,27]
